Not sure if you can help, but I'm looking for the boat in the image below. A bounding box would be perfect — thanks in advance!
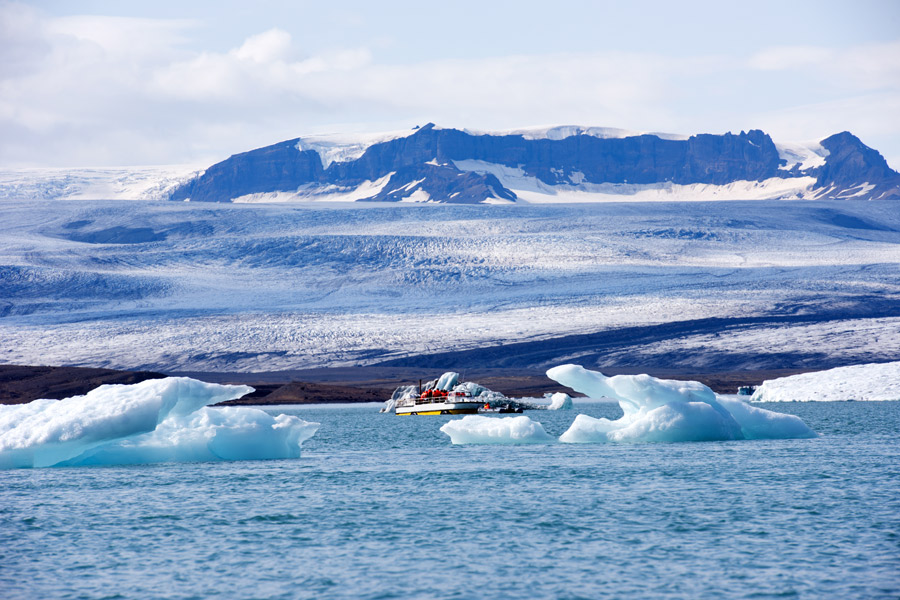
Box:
[394,388,483,416]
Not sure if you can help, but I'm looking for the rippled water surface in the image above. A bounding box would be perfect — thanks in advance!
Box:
[2,402,899,599]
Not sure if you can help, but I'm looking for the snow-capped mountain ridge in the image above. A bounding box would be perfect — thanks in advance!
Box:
[1,125,897,203]
[170,124,900,203]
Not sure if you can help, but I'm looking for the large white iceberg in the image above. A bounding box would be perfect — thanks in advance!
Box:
[547,364,815,443]
[751,362,900,402]
[440,415,555,444]
[0,377,319,469]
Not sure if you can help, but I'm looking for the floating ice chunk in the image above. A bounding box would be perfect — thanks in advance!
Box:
[382,384,417,412]
[0,377,319,469]
[561,401,744,443]
[547,392,573,410]
[440,415,555,444]
[436,372,460,391]
[751,362,900,402]
[65,406,319,466]
[548,364,814,443]
[714,396,817,439]
[453,381,488,397]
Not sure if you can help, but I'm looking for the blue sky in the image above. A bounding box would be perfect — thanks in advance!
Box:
[3,0,899,168]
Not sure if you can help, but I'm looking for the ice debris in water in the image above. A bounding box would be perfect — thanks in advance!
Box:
[547,392,573,410]
[440,415,555,444]
[0,377,319,469]
[547,364,815,443]
[751,361,900,402]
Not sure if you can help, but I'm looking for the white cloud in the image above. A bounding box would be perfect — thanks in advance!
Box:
[748,46,834,71]
[231,28,292,63]
[748,41,900,90]
[150,31,372,103]
[45,14,193,60]
[0,2,898,169]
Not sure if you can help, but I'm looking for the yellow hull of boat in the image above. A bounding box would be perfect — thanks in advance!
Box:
[396,408,480,416]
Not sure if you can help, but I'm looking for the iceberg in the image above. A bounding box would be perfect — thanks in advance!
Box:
[547,364,815,443]
[435,372,460,391]
[751,361,900,402]
[381,384,417,413]
[0,377,319,469]
[547,392,573,410]
[440,415,555,444]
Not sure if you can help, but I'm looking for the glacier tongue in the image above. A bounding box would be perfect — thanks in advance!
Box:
[0,377,319,469]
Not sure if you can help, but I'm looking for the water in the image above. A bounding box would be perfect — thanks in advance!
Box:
[2,402,899,599]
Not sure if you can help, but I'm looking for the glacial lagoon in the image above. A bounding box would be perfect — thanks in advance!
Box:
[2,400,898,599]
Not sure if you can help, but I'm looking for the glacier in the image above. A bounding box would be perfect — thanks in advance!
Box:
[751,361,900,402]
[548,365,815,443]
[0,198,899,372]
[0,377,319,469]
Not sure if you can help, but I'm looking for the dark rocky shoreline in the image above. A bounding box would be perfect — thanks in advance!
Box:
[0,364,816,405]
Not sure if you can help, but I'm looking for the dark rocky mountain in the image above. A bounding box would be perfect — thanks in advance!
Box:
[815,132,900,199]
[170,124,900,203]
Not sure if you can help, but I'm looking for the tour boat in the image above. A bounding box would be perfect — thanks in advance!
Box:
[394,389,482,416]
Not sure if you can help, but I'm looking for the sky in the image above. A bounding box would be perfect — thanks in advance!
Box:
[2,0,899,169]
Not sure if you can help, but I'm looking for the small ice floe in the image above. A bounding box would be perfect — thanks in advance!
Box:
[547,392,573,410]
[751,361,900,402]
[440,415,555,444]
[547,364,815,443]
[0,377,319,469]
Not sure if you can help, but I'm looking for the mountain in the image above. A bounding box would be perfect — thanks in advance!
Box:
[169,124,900,204]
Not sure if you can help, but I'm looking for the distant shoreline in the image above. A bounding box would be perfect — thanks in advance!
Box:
[0,363,819,405]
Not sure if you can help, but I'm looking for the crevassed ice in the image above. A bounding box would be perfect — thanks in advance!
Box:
[547,364,815,443]
[440,415,555,445]
[0,377,319,469]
